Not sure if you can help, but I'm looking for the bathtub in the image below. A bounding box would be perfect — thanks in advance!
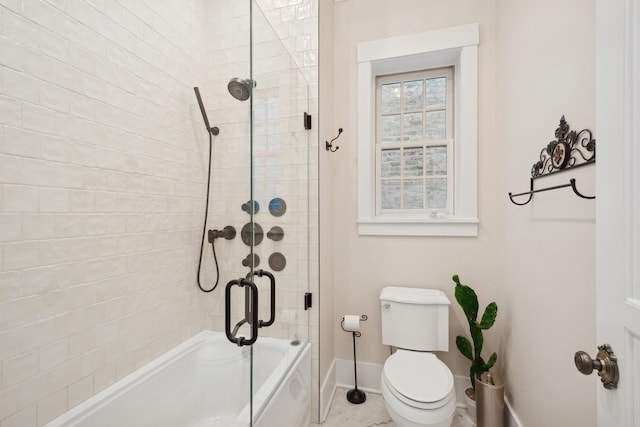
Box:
[45,331,311,427]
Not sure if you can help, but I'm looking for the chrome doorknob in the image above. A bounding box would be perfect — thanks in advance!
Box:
[574,344,619,389]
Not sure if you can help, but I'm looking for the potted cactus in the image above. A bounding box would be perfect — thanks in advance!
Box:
[452,274,498,403]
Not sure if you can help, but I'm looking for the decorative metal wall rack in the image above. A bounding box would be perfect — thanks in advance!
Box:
[508,116,596,206]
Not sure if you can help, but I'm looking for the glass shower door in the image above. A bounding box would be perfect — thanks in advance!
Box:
[248,1,312,425]
[208,1,311,425]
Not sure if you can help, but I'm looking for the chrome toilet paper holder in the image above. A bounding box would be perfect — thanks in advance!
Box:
[341,314,368,404]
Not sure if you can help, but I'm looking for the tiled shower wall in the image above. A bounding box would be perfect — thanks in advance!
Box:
[0,1,210,425]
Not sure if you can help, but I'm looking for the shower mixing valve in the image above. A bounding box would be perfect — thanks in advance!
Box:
[208,226,237,242]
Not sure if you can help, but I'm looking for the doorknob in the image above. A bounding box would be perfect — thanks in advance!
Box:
[574,344,619,389]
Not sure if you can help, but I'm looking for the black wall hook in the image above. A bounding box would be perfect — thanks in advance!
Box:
[326,128,343,152]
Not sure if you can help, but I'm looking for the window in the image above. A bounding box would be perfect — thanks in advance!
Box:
[376,68,454,215]
[357,24,479,236]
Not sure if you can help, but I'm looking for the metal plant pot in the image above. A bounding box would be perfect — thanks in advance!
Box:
[476,372,504,427]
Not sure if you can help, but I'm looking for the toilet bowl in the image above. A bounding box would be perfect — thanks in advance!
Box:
[380,350,456,427]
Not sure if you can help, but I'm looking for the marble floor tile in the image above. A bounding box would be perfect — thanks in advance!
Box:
[314,388,475,427]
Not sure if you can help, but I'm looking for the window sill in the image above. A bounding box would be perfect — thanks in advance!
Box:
[357,217,479,237]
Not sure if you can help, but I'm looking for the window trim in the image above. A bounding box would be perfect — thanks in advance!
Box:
[357,24,479,236]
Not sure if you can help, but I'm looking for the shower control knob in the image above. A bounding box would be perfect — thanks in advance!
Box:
[574,344,619,389]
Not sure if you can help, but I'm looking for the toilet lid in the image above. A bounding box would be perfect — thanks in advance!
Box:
[384,351,454,403]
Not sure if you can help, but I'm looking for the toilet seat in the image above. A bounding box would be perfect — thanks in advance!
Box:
[382,350,455,410]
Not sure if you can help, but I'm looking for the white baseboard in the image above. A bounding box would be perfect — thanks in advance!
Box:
[334,358,383,391]
[323,358,523,427]
[505,396,524,427]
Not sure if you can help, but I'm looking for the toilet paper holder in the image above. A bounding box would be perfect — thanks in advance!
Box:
[340,314,367,337]
[341,314,368,404]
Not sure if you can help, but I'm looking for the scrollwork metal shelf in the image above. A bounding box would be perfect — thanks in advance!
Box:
[508,115,596,206]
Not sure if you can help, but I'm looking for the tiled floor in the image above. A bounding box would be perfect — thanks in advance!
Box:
[315,388,476,427]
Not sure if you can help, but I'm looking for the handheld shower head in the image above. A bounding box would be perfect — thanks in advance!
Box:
[194,87,219,135]
[228,78,255,101]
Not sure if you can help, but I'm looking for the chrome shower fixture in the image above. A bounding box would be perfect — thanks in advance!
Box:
[228,78,255,101]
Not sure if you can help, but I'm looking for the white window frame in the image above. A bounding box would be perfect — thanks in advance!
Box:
[357,24,479,236]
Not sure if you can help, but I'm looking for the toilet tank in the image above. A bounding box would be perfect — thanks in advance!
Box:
[380,286,450,351]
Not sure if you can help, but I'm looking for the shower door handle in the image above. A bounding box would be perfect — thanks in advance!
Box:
[225,278,258,346]
[250,269,276,328]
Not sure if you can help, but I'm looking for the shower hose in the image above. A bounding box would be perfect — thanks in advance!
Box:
[196,130,220,293]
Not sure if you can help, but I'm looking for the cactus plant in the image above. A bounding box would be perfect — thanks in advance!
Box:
[452,274,498,393]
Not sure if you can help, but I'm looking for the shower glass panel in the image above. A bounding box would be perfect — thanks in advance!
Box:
[203,1,311,425]
[250,3,311,424]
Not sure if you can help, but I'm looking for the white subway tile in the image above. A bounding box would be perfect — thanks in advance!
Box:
[53,113,82,141]
[52,262,83,289]
[68,45,96,75]
[38,339,68,373]
[1,9,39,48]
[0,405,36,427]
[0,386,25,425]
[54,164,84,189]
[4,68,40,104]
[67,331,96,360]
[2,127,41,159]
[0,156,22,183]
[92,363,114,393]
[36,387,67,427]
[0,95,22,127]
[40,134,69,163]
[2,185,38,213]
[20,266,57,297]
[0,0,21,12]
[68,190,94,213]
[0,215,21,243]
[0,271,20,302]
[66,237,95,261]
[53,310,84,339]
[66,0,95,28]
[21,214,56,240]
[38,187,69,213]
[38,28,69,62]
[2,241,40,271]
[39,81,70,113]
[22,103,57,135]
[17,318,56,354]
[38,239,71,266]
[0,37,25,71]
[22,158,57,187]
[67,375,92,409]
[1,350,38,388]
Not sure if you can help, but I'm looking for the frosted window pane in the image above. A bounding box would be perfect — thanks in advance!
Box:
[426,77,446,108]
[403,148,423,177]
[402,112,423,142]
[382,115,401,143]
[381,180,401,209]
[381,149,400,177]
[403,179,423,209]
[426,110,446,140]
[426,146,447,175]
[403,80,423,111]
[426,178,447,209]
[381,83,401,113]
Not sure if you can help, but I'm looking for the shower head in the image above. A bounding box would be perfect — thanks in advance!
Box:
[228,78,255,101]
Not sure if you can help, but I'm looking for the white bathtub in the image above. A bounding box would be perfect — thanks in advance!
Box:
[46,331,311,427]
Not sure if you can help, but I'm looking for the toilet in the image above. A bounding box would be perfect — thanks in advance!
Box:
[379,287,456,427]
